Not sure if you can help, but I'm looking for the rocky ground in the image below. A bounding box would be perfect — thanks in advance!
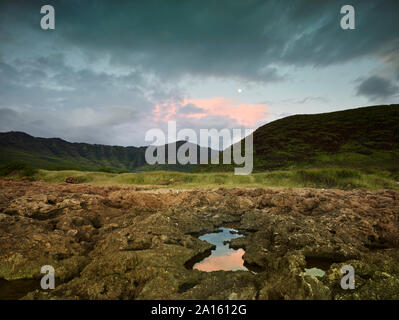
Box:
[1,178,399,300]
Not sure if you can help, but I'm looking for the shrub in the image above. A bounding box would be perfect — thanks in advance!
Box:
[97,167,116,173]
[334,169,361,179]
[296,169,338,187]
[0,162,38,177]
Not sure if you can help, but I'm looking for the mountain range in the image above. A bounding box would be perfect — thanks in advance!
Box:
[0,132,210,172]
[1,104,398,173]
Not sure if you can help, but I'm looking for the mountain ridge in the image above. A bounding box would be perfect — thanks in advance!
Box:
[0,131,209,172]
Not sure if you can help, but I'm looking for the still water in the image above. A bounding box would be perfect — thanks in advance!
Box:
[193,227,248,272]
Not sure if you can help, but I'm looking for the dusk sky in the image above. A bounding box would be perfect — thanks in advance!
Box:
[0,0,398,147]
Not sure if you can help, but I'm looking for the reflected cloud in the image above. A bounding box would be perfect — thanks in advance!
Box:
[194,248,247,272]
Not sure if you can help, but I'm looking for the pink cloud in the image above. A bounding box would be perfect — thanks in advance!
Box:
[152,102,177,122]
[153,97,268,127]
[183,97,268,127]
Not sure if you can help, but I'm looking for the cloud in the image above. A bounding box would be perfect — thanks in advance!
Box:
[0,108,19,129]
[296,97,329,104]
[182,98,268,127]
[179,104,206,115]
[152,98,268,128]
[0,55,175,145]
[0,55,256,147]
[1,0,398,83]
[356,75,399,101]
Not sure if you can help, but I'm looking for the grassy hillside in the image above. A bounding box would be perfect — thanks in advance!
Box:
[0,132,210,172]
[200,104,399,174]
[0,131,147,172]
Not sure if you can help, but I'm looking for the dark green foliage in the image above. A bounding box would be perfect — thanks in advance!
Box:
[0,162,37,177]
[97,167,117,173]
[49,166,84,171]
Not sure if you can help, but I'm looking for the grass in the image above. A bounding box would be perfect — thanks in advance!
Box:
[33,168,399,191]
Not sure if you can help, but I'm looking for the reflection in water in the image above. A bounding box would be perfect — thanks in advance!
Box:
[193,228,248,272]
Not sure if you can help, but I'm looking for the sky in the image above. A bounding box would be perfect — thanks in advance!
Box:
[0,0,398,147]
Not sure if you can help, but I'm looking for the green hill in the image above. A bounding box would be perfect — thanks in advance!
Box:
[0,132,209,172]
[0,131,147,172]
[200,104,399,174]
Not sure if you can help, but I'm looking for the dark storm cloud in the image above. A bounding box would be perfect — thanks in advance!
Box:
[0,53,156,112]
[356,75,399,101]
[1,0,398,82]
[63,0,398,78]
